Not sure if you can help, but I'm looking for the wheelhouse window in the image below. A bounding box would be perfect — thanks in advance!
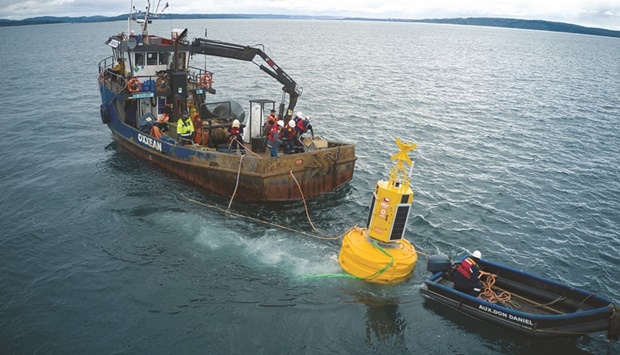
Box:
[159,52,169,65]
[147,52,158,65]
[135,53,145,66]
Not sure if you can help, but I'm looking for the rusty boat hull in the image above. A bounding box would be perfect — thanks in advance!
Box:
[100,85,355,201]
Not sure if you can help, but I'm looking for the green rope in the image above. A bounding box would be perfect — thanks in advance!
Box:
[364,241,394,280]
[300,273,362,279]
[301,240,395,281]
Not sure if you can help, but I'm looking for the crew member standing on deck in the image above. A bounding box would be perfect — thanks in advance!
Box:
[228,119,246,155]
[267,120,284,157]
[293,113,314,153]
[452,250,483,296]
[263,109,278,137]
[282,119,296,154]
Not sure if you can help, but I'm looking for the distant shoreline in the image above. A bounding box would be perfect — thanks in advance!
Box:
[1,14,619,39]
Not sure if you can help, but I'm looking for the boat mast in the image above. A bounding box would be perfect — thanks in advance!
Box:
[128,0,134,35]
[141,0,151,35]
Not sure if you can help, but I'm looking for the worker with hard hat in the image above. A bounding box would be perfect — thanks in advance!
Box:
[452,250,483,296]
[281,119,297,154]
[227,119,246,155]
[293,112,314,153]
[263,109,278,137]
[177,110,195,146]
[267,120,284,157]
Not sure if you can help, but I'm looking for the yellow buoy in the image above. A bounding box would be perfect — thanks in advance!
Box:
[338,138,419,284]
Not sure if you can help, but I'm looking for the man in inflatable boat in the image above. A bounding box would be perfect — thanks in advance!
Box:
[452,250,483,296]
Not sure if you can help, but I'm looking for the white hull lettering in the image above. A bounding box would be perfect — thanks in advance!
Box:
[138,133,162,152]
[478,305,533,326]
[508,314,534,326]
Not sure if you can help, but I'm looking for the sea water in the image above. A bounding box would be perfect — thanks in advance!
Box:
[0,19,619,354]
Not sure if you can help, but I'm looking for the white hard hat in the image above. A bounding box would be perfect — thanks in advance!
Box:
[288,120,295,127]
[296,111,303,118]
[277,120,284,127]
[232,119,240,127]
[472,250,482,259]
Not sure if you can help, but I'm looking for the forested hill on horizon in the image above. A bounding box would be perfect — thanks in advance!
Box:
[1,14,619,39]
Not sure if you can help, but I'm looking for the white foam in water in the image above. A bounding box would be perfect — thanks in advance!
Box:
[194,220,343,277]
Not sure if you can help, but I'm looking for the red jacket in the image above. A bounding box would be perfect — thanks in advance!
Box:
[229,126,241,136]
[268,124,281,142]
[456,257,478,279]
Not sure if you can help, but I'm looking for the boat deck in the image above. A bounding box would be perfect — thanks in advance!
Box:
[102,77,331,158]
[438,274,595,316]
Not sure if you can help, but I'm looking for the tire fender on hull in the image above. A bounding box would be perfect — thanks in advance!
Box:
[100,104,110,124]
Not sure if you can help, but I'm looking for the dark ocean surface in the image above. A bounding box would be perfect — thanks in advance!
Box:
[1,19,619,354]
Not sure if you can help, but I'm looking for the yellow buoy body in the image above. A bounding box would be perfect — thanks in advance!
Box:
[338,138,419,284]
[339,227,417,284]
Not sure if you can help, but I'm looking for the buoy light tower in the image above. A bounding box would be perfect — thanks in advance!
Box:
[338,138,418,284]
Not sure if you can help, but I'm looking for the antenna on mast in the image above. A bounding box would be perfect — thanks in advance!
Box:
[128,0,134,35]
[141,0,151,33]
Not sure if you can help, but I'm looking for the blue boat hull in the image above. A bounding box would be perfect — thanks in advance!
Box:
[420,256,620,340]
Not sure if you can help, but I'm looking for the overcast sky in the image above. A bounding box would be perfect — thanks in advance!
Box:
[1,0,619,30]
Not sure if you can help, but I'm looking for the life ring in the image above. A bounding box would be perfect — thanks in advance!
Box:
[200,73,212,89]
[127,77,141,93]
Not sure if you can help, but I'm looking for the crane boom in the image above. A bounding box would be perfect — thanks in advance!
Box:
[190,38,302,116]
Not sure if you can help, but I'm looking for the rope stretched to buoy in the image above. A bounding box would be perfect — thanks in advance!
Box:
[227,154,245,212]
[288,170,336,239]
[183,193,344,240]
[416,250,431,258]
[289,171,316,231]
[225,143,262,211]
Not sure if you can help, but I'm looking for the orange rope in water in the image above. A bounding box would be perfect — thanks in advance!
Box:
[183,193,344,240]
[227,154,245,212]
[289,170,318,232]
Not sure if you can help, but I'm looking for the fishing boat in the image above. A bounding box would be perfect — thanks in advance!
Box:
[97,1,356,201]
[420,254,620,340]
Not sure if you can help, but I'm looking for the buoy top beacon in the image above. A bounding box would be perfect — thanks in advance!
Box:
[338,138,418,284]
[367,138,417,243]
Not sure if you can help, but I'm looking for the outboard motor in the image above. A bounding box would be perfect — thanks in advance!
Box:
[427,254,452,275]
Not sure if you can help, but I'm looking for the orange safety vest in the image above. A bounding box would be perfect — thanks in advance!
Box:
[267,114,278,124]
[456,257,477,279]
